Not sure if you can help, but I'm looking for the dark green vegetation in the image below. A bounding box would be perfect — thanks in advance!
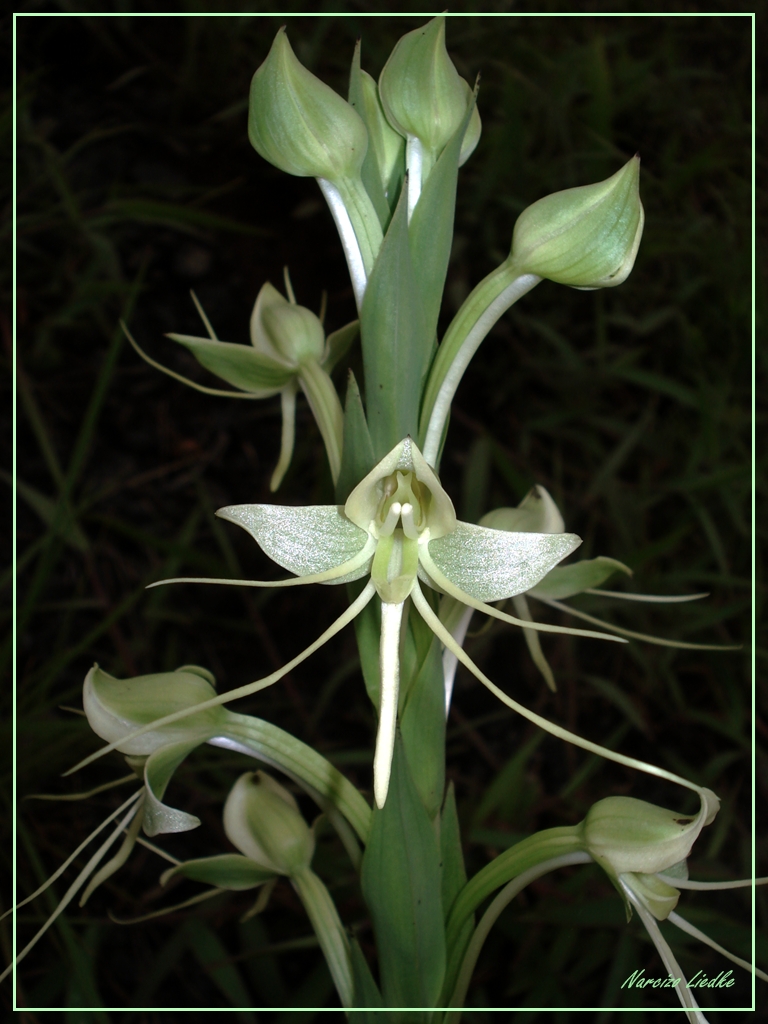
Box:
[9,7,761,1019]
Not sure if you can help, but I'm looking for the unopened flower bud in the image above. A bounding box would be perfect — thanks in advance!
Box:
[510,156,644,288]
[379,16,479,161]
[581,791,719,879]
[223,772,315,877]
[249,27,368,184]
[83,664,227,755]
[251,282,325,366]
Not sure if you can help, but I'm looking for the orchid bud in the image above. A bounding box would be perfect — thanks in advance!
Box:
[223,772,315,877]
[251,282,325,366]
[83,664,228,755]
[249,28,368,185]
[510,156,644,289]
[379,16,479,161]
[581,791,719,880]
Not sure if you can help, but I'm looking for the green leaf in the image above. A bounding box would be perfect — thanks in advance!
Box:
[163,854,276,891]
[438,783,474,1007]
[425,523,581,603]
[409,89,477,347]
[215,503,371,582]
[360,182,429,458]
[336,371,376,504]
[400,634,445,820]
[361,733,446,1009]
[440,782,468,920]
[323,319,359,373]
[349,937,384,1012]
[529,556,632,599]
[8,472,90,552]
[352,591,382,711]
[167,334,294,395]
[183,919,257,1018]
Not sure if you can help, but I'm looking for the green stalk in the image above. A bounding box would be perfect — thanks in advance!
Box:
[442,827,585,1003]
[292,867,353,1009]
[444,851,592,1018]
[419,262,540,465]
[298,359,345,484]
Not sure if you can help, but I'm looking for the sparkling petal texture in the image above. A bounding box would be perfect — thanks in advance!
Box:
[216,504,371,583]
[426,522,580,602]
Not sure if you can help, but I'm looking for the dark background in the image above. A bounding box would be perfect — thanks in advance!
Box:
[7,5,763,1019]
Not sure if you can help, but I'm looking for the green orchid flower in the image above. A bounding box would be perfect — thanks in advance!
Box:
[580,792,768,1023]
[443,788,766,1021]
[123,278,355,490]
[152,437,630,808]
[161,771,354,1008]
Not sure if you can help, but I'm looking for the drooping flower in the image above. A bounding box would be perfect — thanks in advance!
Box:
[580,791,768,1022]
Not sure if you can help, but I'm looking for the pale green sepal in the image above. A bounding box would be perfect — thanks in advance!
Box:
[250,281,292,359]
[215,504,371,583]
[529,556,632,600]
[344,437,456,540]
[263,302,325,365]
[581,791,720,879]
[624,871,681,921]
[224,772,315,876]
[458,82,481,166]
[83,665,228,755]
[322,319,359,373]
[480,484,565,534]
[510,156,644,289]
[426,523,580,603]
[248,27,368,184]
[161,854,277,891]
[348,45,401,225]
[143,737,208,836]
[166,334,294,396]
[379,16,472,160]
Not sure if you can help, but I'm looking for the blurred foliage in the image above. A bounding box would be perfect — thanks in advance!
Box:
[7,4,762,1018]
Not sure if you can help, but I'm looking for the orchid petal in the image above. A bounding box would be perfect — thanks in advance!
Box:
[511,594,556,692]
[419,544,626,642]
[425,522,580,603]
[216,504,373,584]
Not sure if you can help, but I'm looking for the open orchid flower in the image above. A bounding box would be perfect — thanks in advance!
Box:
[442,484,737,706]
[149,437,632,808]
[581,791,768,1023]
[123,276,355,490]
